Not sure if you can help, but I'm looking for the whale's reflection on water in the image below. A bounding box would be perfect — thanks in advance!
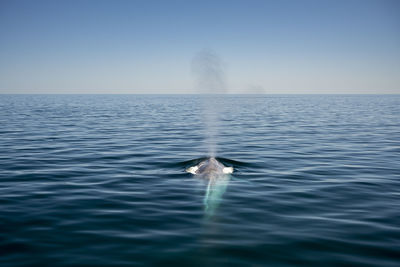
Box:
[186,157,233,217]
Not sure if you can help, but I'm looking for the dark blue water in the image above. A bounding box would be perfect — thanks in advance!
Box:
[1,94,399,266]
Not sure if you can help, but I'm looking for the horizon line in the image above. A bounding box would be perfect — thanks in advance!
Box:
[1,93,399,95]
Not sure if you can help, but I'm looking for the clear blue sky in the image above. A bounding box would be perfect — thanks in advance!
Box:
[0,0,399,93]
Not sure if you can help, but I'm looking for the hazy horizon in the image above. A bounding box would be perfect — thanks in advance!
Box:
[1,0,399,94]
[1,92,400,95]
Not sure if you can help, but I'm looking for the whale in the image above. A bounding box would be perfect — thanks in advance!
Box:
[186,157,233,176]
[186,157,233,217]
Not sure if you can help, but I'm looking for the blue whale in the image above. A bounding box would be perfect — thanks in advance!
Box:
[187,157,233,217]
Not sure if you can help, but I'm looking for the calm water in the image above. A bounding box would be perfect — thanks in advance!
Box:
[1,94,399,266]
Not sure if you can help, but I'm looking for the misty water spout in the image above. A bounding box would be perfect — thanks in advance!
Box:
[192,49,226,157]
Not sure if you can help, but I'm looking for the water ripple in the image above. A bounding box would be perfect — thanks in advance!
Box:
[1,94,399,266]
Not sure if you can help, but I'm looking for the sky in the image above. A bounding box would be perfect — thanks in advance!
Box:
[0,0,399,94]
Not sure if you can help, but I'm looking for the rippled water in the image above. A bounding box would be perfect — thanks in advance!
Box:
[1,94,399,266]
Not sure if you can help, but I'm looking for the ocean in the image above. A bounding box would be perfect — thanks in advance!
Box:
[1,94,399,266]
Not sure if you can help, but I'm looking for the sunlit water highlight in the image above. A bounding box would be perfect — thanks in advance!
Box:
[0,94,399,266]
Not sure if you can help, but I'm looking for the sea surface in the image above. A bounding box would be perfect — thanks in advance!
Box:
[0,94,399,266]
